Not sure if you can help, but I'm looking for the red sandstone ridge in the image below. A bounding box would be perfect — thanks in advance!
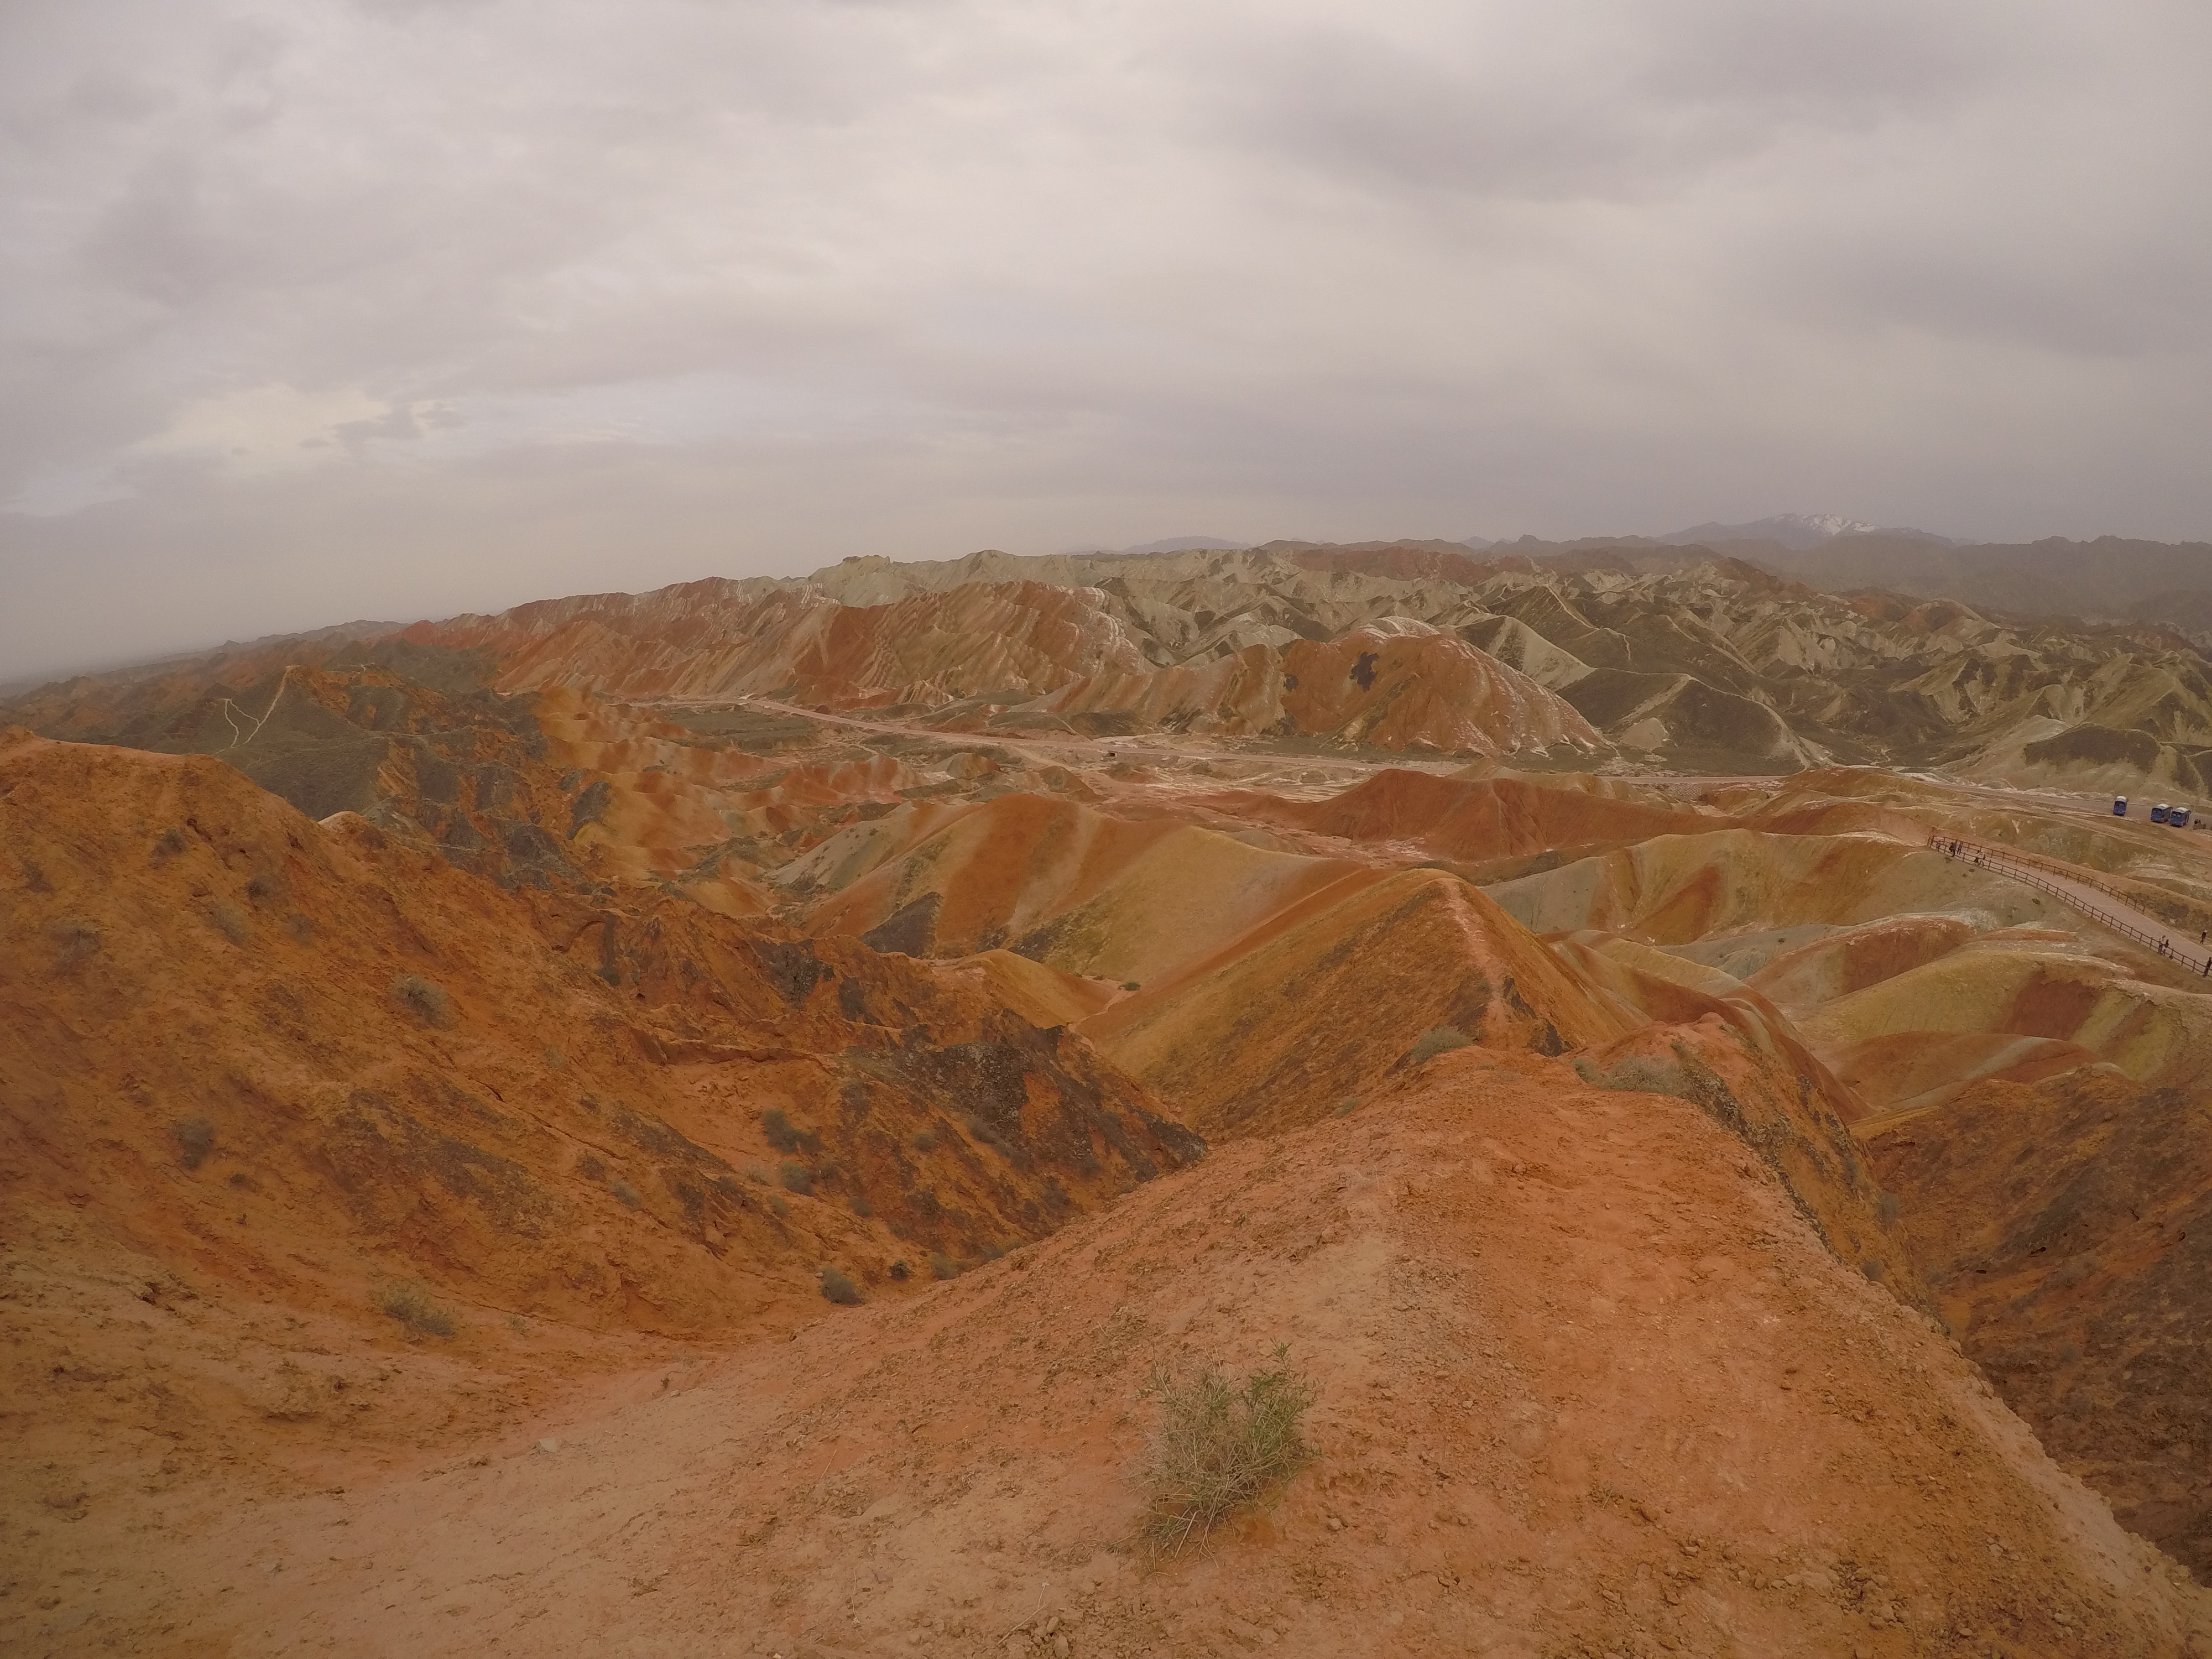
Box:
[1036,622,1599,755]
[1193,765,1712,869]
[414,578,1150,708]
[411,577,1599,758]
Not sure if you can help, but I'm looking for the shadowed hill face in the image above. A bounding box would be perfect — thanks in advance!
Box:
[1866,1067,2212,1583]
[0,730,1198,1350]
[0,641,604,892]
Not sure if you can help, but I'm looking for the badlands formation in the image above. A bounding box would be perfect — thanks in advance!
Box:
[6,539,2212,1657]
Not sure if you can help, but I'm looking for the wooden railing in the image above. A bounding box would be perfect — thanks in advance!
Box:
[1929,832,2211,975]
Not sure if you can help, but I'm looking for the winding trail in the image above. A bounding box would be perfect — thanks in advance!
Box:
[677,695,1475,790]
[215,667,293,752]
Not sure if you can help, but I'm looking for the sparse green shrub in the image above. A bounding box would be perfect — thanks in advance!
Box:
[818,1267,864,1306]
[849,1194,873,1219]
[1122,981,1141,992]
[888,1259,911,1282]
[52,919,99,971]
[963,1113,1021,1163]
[769,1195,789,1219]
[173,1118,215,1171]
[376,1281,457,1339]
[391,973,452,1027]
[245,873,277,902]
[1334,1096,1359,1117]
[1875,1190,1901,1225]
[761,1107,822,1157]
[912,1128,938,1153]
[151,827,189,863]
[929,1253,961,1281]
[779,1161,815,1196]
[210,904,251,946]
[608,1180,642,1209]
[1404,1025,1472,1066]
[1138,1347,1316,1554]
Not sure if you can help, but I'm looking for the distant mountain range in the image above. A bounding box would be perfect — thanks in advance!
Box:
[1658,513,1957,550]
[1058,535,1245,556]
[1070,521,2212,632]
[1460,518,2212,629]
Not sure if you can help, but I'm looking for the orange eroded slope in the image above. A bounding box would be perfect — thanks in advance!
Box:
[1039,626,1603,755]
[1082,867,1635,1138]
[0,729,1197,1350]
[803,792,1372,988]
[419,579,1148,707]
[1197,765,1714,867]
[24,1050,2205,1656]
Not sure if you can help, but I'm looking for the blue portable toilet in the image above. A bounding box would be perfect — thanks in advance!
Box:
[2153,803,2170,823]
[2114,795,2128,816]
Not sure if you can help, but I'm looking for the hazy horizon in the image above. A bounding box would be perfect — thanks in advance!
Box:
[5,0,2209,681]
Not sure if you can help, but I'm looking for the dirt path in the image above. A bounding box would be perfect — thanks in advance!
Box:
[667,696,1483,786]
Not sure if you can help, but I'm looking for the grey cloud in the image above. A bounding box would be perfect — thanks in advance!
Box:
[1195,1,2016,203]
[2,0,2209,680]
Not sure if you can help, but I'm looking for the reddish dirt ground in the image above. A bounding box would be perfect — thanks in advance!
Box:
[8,1051,2208,1657]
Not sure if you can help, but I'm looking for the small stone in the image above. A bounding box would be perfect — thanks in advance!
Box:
[535,1438,559,1454]
[1053,1639,1071,1659]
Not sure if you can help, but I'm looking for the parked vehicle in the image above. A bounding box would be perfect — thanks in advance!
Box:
[2114,795,2129,816]
[2152,804,2170,823]
[2173,806,2193,828]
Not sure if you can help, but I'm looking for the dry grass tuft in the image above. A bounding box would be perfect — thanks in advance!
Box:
[1139,1347,1315,1554]
[376,1280,457,1339]
[173,1117,215,1171]
[391,973,453,1027]
[1405,1024,1472,1066]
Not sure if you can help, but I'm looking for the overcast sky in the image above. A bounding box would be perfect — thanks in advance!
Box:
[4,0,2210,680]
